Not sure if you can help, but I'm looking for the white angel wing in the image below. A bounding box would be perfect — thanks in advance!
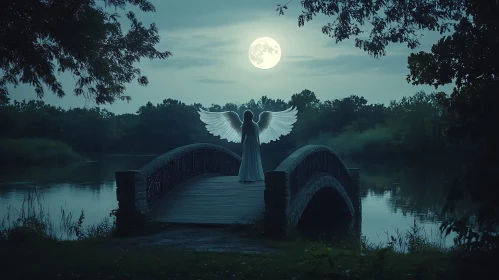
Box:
[198,108,243,143]
[257,107,298,144]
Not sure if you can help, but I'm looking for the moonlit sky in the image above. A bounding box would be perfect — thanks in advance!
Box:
[7,0,453,114]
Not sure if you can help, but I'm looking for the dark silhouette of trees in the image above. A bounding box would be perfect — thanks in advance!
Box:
[0,89,456,163]
[278,0,499,251]
[0,0,171,105]
[277,0,465,57]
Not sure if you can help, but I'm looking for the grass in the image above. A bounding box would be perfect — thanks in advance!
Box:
[0,190,115,241]
[0,237,458,280]
[361,218,450,254]
[0,137,83,166]
[1,191,497,280]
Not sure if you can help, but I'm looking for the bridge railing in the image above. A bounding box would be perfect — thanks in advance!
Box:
[115,143,241,217]
[264,145,360,238]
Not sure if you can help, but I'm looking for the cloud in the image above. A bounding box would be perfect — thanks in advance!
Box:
[147,35,240,69]
[284,54,409,76]
[156,32,241,58]
[198,39,237,50]
[183,37,238,52]
[287,55,314,60]
[196,78,236,84]
[322,29,446,55]
[142,0,276,31]
[149,56,219,69]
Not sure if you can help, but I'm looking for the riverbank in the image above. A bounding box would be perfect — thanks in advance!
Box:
[1,197,497,280]
[4,230,498,280]
[3,219,498,280]
[0,137,83,166]
[1,233,459,280]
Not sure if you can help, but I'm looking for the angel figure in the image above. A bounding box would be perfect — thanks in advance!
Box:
[198,107,298,182]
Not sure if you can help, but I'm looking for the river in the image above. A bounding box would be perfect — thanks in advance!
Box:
[0,154,458,248]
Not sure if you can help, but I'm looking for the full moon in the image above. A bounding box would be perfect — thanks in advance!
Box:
[248,37,281,70]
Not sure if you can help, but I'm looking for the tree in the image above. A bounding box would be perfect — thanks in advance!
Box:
[258,96,288,111]
[277,0,465,57]
[0,91,9,107]
[0,0,171,105]
[287,90,321,142]
[277,0,496,139]
[385,91,448,154]
[278,0,499,250]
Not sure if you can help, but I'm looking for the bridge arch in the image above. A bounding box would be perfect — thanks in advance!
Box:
[288,173,354,230]
[115,143,241,217]
[264,145,360,238]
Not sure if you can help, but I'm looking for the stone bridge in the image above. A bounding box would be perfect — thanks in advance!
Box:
[115,143,360,238]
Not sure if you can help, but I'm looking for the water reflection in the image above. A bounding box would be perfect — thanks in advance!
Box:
[0,155,156,231]
[0,154,460,246]
[298,159,461,247]
[352,160,459,225]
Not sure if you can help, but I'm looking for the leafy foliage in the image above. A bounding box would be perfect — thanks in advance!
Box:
[278,0,499,252]
[0,0,171,104]
[278,0,466,58]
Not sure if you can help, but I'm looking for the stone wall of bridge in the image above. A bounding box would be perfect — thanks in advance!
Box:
[263,145,361,238]
[115,143,242,222]
[114,143,360,238]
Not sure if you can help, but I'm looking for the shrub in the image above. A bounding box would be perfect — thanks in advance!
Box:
[0,137,82,166]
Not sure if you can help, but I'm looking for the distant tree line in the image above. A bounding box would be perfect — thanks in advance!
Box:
[0,89,471,168]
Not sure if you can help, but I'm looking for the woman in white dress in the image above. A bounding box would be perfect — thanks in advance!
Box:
[238,110,265,182]
[198,106,298,182]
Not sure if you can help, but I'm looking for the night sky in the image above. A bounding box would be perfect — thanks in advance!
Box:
[7,0,453,114]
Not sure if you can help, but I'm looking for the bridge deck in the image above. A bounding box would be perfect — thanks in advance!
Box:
[150,174,265,225]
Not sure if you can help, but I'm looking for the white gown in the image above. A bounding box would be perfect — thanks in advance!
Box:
[238,122,265,182]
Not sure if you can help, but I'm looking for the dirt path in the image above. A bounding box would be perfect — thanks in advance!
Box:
[101,226,281,254]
